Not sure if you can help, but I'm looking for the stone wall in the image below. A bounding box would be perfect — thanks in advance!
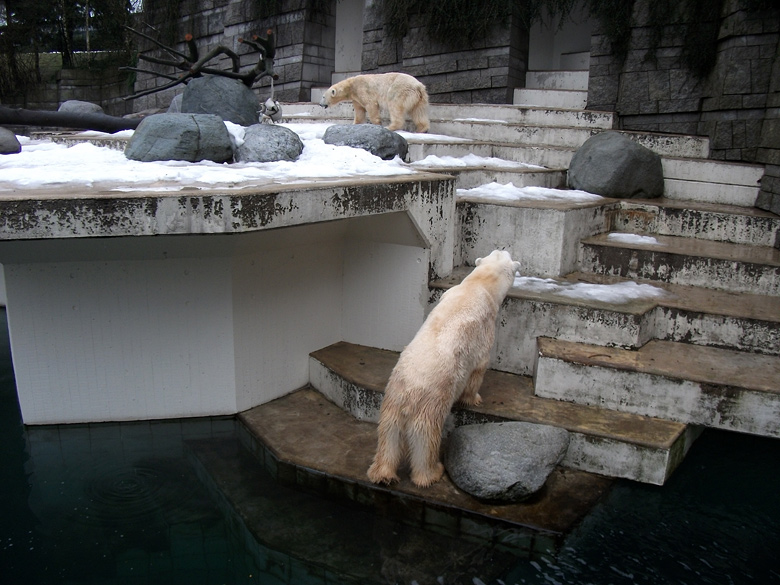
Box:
[360,3,528,104]
[587,0,780,212]
[2,68,133,116]
[132,0,335,112]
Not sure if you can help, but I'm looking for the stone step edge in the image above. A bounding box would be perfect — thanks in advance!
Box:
[581,232,780,268]
[433,267,780,327]
[237,386,613,549]
[309,342,696,485]
[535,337,780,438]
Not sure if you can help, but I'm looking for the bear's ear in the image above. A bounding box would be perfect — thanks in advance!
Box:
[513,261,521,273]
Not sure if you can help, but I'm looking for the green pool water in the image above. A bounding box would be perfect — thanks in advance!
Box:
[1,307,778,584]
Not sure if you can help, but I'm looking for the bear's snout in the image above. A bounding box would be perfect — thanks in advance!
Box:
[318,95,328,108]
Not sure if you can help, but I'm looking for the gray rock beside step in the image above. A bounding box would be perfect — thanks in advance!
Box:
[236,123,304,162]
[322,124,408,160]
[124,113,233,163]
[181,75,259,127]
[444,421,570,502]
[568,130,664,199]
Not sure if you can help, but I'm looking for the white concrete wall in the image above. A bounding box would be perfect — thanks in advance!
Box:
[5,256,236,424]
[3,212,432,424]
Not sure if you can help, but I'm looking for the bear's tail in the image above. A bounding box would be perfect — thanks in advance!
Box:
[410,85,430,133]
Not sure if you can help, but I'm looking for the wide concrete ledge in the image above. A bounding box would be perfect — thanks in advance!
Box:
[238,386,613,555]
[0,174,456,425]
[308,342,695,485]
[535,338,780,438]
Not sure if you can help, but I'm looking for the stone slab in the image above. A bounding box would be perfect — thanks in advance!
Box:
[535,337,780,438]
[238,386,613,541]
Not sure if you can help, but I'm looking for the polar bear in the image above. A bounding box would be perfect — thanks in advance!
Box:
[367,250,521,488]
[319,72,430,133]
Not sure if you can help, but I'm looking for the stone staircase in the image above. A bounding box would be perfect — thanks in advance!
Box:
[235,95,779,547]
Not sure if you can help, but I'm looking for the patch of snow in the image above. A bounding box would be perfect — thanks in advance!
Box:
[457,182,604,203]
[513,276,669,304]
[397,131,475,143]
[0,123,415,192]
[607,233,660,246]
[412,154,545,169]
[453,117,506,124]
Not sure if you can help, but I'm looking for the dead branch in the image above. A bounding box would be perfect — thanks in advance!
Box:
[121,28,277,101]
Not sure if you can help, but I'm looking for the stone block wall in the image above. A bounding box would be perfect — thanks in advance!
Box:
[587,0,780,212]
[360,3,528,104]
[133,0,335,111]
[2,68,133,116]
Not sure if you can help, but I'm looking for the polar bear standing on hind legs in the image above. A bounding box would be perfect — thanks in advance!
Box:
[319,72,430,133]
[367,250,521,488]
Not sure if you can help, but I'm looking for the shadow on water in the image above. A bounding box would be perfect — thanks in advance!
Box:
[0,306,779,584]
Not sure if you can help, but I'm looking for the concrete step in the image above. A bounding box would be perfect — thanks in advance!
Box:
[405,138,577,169]
[610,198,780,247]
[455,190,609,277]
[525,70,589,91]
[309,342,699,485]
[513,88,588,109]
[431,268,780,377]
[579,232,780,295]
[409,159,566,190]
[662,157,764,207]
[534,338,780,438]
[238,385,613,555]
[282,102,614,129]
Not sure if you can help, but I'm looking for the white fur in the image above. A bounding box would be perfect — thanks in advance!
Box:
[367,250,521,487]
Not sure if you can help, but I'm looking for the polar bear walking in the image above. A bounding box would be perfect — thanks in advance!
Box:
[367,250,521,488]
[319,72,430,133]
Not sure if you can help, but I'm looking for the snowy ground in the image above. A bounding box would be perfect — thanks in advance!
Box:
[1,122,602,208]
[0,120,669,304]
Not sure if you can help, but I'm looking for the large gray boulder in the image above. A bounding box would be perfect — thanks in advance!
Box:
[58,100,104,115]
[0,127,21,154]
[568,131,664,199]
[181,75,259,126]
[322,124,408,160]
[236,124,304,163]
[125,113,233,163]
[444,422,570,502]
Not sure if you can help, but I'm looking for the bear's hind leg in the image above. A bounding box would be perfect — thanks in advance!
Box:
[406,412,446,487]
[458,364,487,407]
[367,417,403,484]
[410,99,430,133]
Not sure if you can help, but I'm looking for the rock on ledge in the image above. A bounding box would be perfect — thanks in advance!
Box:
[444,421,571,502]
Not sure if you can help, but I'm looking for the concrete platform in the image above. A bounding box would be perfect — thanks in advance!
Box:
[237,386,613,554]
[308,342,696,485]
[535,338,780,437]
[0,173,457,424]
[188,436,528,582]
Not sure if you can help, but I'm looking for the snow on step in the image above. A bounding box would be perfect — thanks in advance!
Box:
[534,338,780,438]
[580,232,780,295]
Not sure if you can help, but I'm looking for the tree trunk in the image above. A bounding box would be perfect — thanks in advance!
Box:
[0,106,141,133]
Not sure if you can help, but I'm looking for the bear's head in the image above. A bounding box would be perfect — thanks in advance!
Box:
[475,250,521,280]
[318,81,350,108]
